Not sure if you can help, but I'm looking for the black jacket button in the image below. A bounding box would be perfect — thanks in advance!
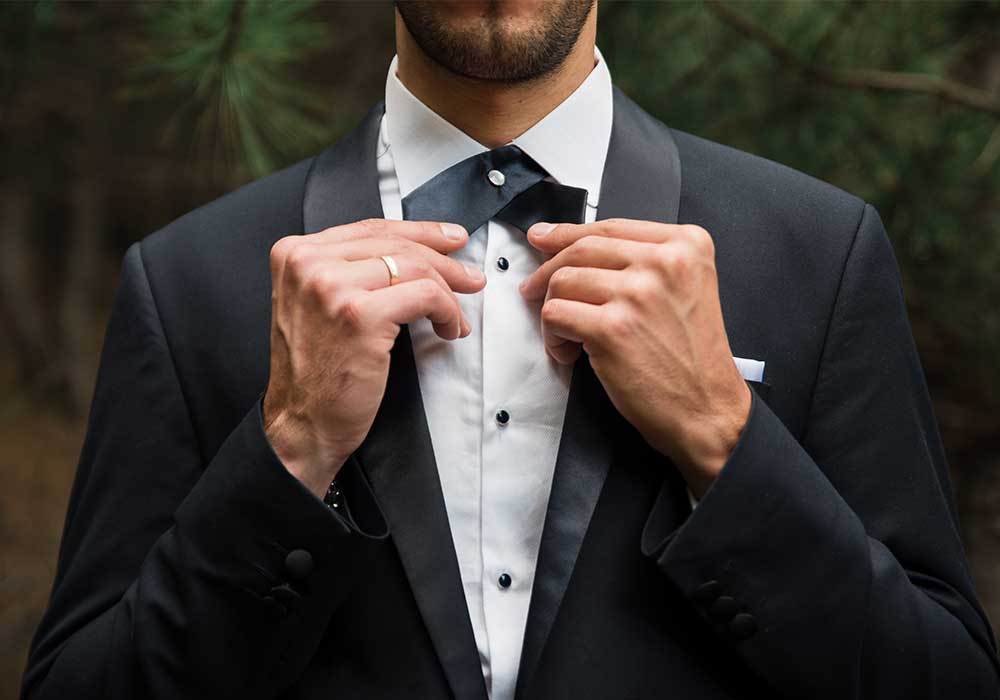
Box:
[285,549,314,580]
[709,596,739,621]
[729,612,757,640]
[692,580,722,605]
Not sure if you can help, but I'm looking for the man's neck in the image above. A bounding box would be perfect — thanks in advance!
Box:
[394,11,598,149]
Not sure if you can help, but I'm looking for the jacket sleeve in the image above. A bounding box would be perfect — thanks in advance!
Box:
[641,203,1000,698]
[21,241,388,700]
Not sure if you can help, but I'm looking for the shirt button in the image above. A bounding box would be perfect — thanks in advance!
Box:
[487,169,506,187]
[496,256,509,271]
[498,572,512,589]
[495,409,510,426]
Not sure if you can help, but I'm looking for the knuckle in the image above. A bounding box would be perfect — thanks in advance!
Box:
[315,225,345,241]
[653,245,685,274]
[411,257,433,278]
[683,223,708,239]
[337,297,366,329]
[366,333,398,358]
[604,305,634,340]
[418,220,442,238]
[548,266,576,292]
[413,277,441,302]
[574,235,601,256]
[269,236,296,264]
[284,245,312,277]
[358,217,389,233]
[446,257,469,277]
[304,269,337,299]
[393,237,421,254]
[685,224,715,254]
[540,298,564,323]
[623,273,656,304]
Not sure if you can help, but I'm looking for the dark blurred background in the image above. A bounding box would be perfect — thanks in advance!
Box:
[2,1,999,695]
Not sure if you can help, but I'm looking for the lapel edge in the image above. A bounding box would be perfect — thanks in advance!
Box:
[301,101,489,700]
[514,86,683,700]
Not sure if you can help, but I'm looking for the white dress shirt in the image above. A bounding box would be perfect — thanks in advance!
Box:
[376,49,613,700]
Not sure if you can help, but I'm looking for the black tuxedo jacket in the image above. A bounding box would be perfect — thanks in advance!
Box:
[22,89,1000,699]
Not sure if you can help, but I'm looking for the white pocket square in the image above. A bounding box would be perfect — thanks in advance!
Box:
[733,356,765,383]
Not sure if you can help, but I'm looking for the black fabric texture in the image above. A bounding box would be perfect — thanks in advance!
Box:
[20,89,999,700]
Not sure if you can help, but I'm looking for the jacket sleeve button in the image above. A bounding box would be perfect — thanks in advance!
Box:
[729,612,757,640]
[284,549,314,580]
[691,580,722,605]
[708,595,739,622]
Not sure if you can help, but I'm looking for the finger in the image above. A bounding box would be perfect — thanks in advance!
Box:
[358,278,466,341]
[297,237,486,294]
[544,266,623,305]
[344,255,452,291]
[526,218,677,253]
[520,237,651,301]
[343,256,471,335]
[540,267,620,361]
[310,218,470,254]
[540,298,605,364]
[547,340,583,366]
[270,220,471,305]
[269,235,310,297]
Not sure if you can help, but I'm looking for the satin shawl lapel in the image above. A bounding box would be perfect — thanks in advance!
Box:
[514,87,682,700]
[303,102,489,700]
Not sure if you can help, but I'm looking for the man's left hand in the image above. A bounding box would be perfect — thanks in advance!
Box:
[519,219,752,498]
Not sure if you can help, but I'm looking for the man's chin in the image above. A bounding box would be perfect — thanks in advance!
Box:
[396,0,594,83]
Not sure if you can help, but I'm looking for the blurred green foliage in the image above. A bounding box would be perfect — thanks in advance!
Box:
[599,1,1000,420]
[2,5,997,692]
[134,0,333,175]
[2,0,997,428]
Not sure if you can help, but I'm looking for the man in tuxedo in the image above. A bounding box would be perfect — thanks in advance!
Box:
[22,1,1000,698]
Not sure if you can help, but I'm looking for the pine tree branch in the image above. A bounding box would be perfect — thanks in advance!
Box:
[219,0,246,65]
[705,0,1000,118]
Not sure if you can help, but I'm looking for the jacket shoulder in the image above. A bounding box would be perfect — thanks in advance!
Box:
[668,127,871,302]
[670,127,866,230]
[121,156,318,411]
[139,155,316,272]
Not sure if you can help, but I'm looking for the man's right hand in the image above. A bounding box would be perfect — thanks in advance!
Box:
[262,218,485,498]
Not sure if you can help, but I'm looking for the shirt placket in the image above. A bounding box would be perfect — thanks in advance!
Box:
[480,217,539,700]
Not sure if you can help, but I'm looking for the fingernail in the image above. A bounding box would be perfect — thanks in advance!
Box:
[530,222,556,236]
[460,316,471,336]
[441,223,467,241]
[465,263,484,280]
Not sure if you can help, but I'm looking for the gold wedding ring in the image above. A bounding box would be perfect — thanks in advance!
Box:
[380,254,400,286]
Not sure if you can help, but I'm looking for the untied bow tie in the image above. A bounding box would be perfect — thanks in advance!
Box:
[401,144,589,233]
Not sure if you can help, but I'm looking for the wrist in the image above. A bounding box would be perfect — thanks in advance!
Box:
[675,381,752,499]
[263,404,350,500]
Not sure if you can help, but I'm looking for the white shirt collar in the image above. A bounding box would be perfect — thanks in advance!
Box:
[383,47,613,208]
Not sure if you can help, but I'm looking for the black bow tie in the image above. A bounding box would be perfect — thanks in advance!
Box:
[400,144,588,234]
